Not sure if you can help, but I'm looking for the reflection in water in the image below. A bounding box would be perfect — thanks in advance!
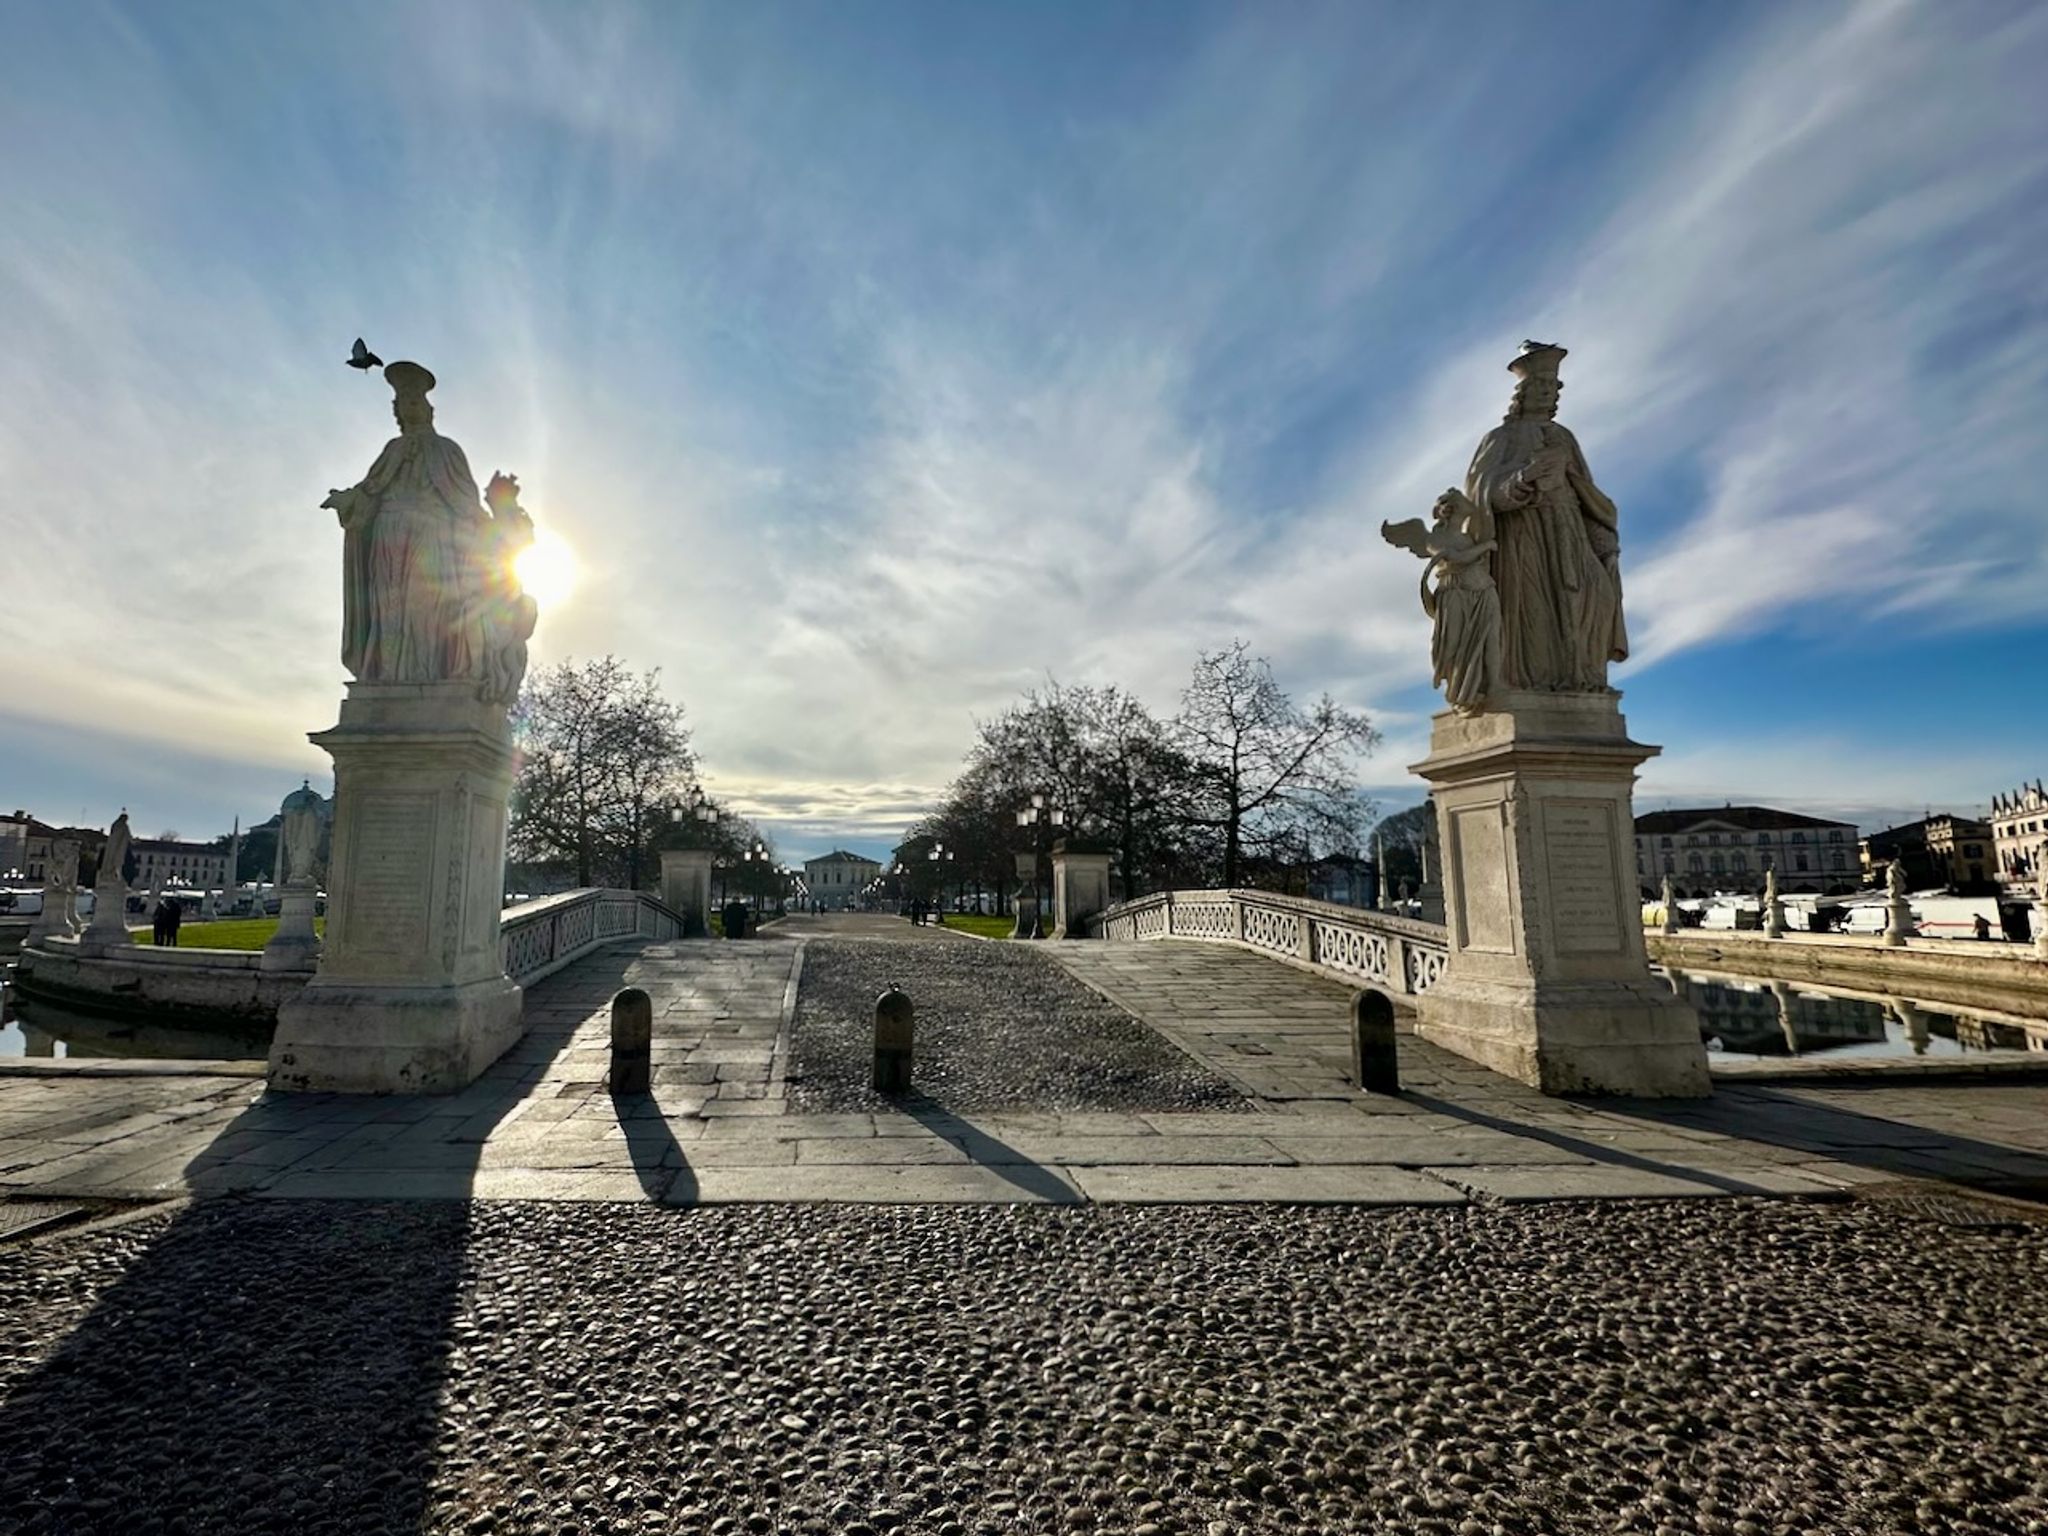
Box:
[0,981,270,1062]
[1662,966,2048,1063]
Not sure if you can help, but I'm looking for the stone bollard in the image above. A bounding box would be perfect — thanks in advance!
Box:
[873,987,913,1094]
[610,987,653,1096]
[1350,989,1400,1095]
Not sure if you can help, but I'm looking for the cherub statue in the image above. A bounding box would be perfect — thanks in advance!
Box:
[478,471,539,706]
[1381,488,1502,712]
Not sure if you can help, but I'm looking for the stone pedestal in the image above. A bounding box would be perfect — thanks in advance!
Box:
[1011,852,1040,940]
[25,885,77,946]
[260,878,322,973]
[1413,691,1710,1098]
[659,848,714,937]
[269,682,523,1094]
[1051,841,1113,939]
[1882,887,1913,947]
[77,878,133,954]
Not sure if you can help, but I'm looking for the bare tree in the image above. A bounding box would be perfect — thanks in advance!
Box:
[510,657,696,889]
[1171,641,1377,888]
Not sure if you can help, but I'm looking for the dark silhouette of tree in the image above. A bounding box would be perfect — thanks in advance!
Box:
[511,657,696,890]
[1171,641,1377,889]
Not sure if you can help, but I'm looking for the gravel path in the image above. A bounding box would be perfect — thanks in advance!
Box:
[786,940,1248,1115]
[0,1197,2042,1535]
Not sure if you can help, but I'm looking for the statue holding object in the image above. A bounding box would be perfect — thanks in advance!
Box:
[1381,488,1502,713]
[1464,341,1626,693]
[1386,342,1629,711]
[323,361,538,707]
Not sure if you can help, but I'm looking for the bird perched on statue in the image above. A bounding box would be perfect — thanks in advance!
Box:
[346,337,383,371]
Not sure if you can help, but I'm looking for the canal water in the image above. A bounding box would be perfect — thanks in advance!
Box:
[0,977,271,1062]
[1663,965,2047,1065]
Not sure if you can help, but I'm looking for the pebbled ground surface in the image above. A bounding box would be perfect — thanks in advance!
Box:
[786,940,1248,1115]
[1,1196,2043,1536]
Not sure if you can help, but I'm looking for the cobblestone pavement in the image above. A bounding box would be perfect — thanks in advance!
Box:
[2,937,2047,1206]
[1,1196,2043,1535]
[787,939,1248,1115]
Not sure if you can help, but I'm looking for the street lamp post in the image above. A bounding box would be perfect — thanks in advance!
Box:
[1014,794,1066,940]
[927,842,955,925]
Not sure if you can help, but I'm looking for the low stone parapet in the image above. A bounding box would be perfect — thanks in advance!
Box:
[14,936,298,1023]
[14,889,688,1032]
[1648,928,2048,1017]
[1091,889,1450,997]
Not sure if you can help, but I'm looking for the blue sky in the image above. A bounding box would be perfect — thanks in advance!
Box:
[3,0,2045,862]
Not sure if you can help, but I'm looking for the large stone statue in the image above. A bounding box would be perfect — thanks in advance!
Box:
[274,358,538,1092]
[1460,342,1626,693]
[1382,489,1503,712]
[280,782,323,885]
[322,362,537,706]
[1396,340,1706,1099]
[100,811,131,887]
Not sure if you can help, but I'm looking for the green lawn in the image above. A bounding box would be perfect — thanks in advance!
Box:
[941,913,1019,940]
[128,917,326,951]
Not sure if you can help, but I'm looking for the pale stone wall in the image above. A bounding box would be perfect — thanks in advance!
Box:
[1993,782,2048,902]
[1634,811,1858,899]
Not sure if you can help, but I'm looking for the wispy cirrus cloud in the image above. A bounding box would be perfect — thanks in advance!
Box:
[2,1,2044,857]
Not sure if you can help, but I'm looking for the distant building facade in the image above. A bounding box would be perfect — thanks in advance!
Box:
[803,850,882,910]
[1633,806,1859,898]
[130,837,232,893]
[1,812,104,885]
[1859,814,1995,894]
[1990,780,2047,902]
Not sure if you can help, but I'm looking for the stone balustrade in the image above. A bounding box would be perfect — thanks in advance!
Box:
[499,888,685,988]
[1090,889,1450,997]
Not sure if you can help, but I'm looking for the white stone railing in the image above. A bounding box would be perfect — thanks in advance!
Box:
[499,888,685,987]
[1091,889,1449,996]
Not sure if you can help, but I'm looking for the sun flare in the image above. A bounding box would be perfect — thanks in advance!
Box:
[515,529,579,609]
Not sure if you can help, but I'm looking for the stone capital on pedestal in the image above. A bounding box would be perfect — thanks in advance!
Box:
[1411,691,1710,1098]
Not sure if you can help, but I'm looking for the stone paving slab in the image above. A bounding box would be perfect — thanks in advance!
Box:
[1068,1164,1467,1203]
[6,932,2048,1207]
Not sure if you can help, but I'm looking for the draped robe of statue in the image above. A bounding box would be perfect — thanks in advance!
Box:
[333,426,489,687]
[1465,418,1627,691]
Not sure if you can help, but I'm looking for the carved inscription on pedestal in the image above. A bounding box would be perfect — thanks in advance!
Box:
[1451,802,1516,954]
[1544,799,1623,953]
[348,793,436,960]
